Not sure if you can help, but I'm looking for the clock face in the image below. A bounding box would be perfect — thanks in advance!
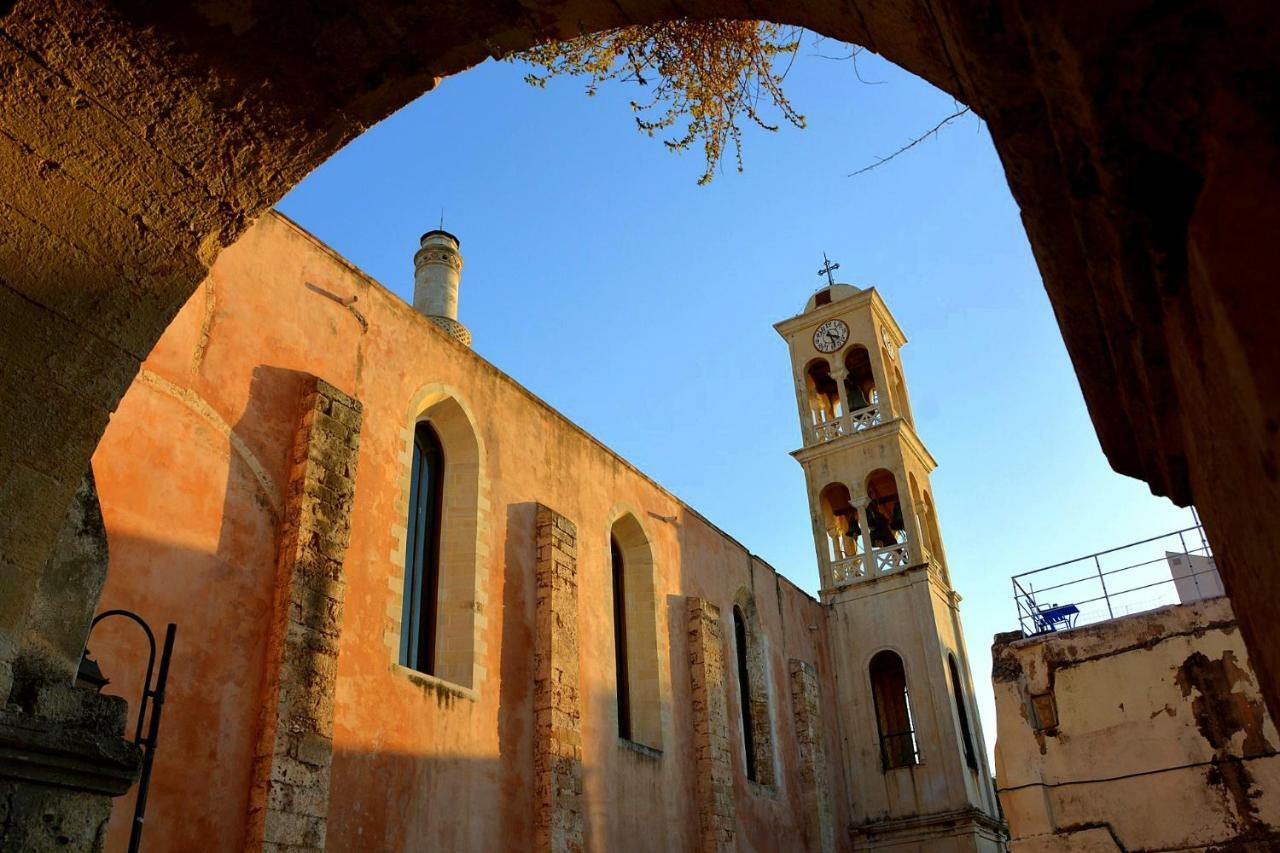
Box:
[813,319,849,353]
[881,327,897,360]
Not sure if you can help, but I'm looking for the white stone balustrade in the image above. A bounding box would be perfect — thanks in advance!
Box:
[872,543,910,574]
[849,404,882,431]
[830,544,912,588]
[810,405,884,446]
[830,555,865,586]
[813,420,844,443]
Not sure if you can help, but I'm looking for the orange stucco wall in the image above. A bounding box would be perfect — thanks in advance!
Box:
[91,211,849,851]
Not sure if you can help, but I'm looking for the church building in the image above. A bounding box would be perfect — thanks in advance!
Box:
[84,211,1006,851]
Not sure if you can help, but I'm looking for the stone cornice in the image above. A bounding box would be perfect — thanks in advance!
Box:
[790,416,938,471]
[849,805,1008,841]
[0,707,141,796]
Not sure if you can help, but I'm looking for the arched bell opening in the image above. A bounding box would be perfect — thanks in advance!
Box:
[865,469,906,549]
[893,364,913,426]
[804,358,843,428]
[843,345,878,415]
[819,482,863,583]
[907,472,934,559]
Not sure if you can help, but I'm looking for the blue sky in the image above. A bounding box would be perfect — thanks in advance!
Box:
[278,37,1192,760]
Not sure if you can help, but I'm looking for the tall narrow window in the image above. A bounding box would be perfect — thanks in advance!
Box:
[870,650,919,770]
[949,654,978,770]
[401,421,444,674]
[610,514,661,748]
[611,535,632,740]
[733,605,758,781]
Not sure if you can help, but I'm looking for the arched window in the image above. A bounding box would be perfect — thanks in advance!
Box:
[731,593,774,784]
[804,358,842,425]
[843,345,878,414]
[870,650,918,770]
[610,514,662,748]
[401,421,444,674]
[949,654,978,770]
[923,489,947,579]
[819,483,862,582]
[865,469,906,550]
[396,391,483,689]
[733,605,758,781]
[908,473,932,554]
[610,535,631,740]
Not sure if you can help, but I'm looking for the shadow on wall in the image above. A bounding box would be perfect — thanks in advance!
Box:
[326,749,511,849]
[497,502,538,848]
[90,364,311,851]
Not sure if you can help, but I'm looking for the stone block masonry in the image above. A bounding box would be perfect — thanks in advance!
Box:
[245,378,362,852]
[790,659,834,853]
[687,597,735,853]
[533,505,584,853]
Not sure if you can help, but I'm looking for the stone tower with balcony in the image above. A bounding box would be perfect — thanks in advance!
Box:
[775,280,1007,851]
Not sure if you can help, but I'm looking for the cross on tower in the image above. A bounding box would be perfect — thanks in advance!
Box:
[818,253,841,287]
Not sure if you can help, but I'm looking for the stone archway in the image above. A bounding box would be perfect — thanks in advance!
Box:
[2,2,1278,719]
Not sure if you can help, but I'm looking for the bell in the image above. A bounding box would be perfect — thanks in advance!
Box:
[846,382,869,411]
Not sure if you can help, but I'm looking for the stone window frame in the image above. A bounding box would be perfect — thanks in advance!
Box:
[607,506,665,752]
[732,587,776,788]
[386,384,491,697]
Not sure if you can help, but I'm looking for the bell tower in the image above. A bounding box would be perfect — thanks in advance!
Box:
[774,277,1006,851]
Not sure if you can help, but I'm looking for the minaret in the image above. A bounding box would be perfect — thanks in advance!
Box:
[413,229,471,346]
[774,275,1006,851]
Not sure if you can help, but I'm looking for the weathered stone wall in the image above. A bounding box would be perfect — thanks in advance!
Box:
[245,378,362,852]
[533,505,584,853]
[994,596,1280,851]
[0,463,138,853]
[0,650,140,853]
[790,659,834,853]
[687,597,735,853]
[17,470,109,689]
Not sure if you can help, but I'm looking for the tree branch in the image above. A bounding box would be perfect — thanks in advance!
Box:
[848,107,971,177]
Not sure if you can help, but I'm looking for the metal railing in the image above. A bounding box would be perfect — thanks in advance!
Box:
[1011,521,1216,635]
[879,730,920,770]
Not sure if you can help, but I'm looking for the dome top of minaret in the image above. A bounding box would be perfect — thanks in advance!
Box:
[804,282,862,313]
